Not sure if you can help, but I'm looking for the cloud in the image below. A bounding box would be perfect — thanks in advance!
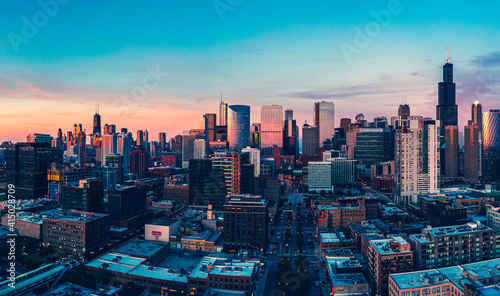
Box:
[471,51,500,68]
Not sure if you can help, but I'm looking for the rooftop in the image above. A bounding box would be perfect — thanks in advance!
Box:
[411,222,492,243]
[38,209,108,223]
[390,270,450,290]
[370,236,411,255]
[115,239,169,258]
[330,273,367,286]
[147,218,179,226]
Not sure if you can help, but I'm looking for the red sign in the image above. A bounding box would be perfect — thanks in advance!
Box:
[152,231,162,236]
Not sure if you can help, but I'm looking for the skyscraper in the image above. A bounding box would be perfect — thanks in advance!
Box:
[436,49,458,173]
[283,114,298,156]
[93,105,101,136]
[101,133,117,162]
[313,101,335,149]
[129,148,148,178]
[193,139,206,159]
[482,110,500,182]
[117,131,133,174]
[6,142,63,199]
[302,123,319,155]
[444,125,459,178]
[472,101,483,131]
[159,132,167,152]
[464,122,479,180]
[398,104,410,120]
[189,159,227,210]
[219,98,228,126]
[227,105,250,151]
[395,118,440,204]
[260,105,283,155]
[202,113,217,142]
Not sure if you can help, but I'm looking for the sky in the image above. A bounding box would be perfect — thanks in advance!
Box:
[0,0,499,142]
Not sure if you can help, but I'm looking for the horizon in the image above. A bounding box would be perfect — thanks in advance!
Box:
[1,1,499,142]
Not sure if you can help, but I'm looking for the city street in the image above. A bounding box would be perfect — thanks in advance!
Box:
[257,192,330,296]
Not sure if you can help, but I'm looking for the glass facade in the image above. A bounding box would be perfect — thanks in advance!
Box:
[260,105,283,155]
[314,101,335,148]
[482,110,500,182]
[227,105,250,151]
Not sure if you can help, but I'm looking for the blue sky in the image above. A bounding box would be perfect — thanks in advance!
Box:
[0,0,499,141]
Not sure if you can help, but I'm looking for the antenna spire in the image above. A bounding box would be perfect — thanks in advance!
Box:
[220,93,223,104]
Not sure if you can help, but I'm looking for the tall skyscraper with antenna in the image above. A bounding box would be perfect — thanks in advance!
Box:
[219,95,228,126]
[436,46,458,175]
[93,105,101,136]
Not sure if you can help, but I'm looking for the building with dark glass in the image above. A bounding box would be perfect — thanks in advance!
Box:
[6,142,63,199]
[129,148,148,179]
[482,110,500,182]
[227,105,250,151]
[108,185,147,221]
[444,125,459,178]
[61,178,103,212]
[464,122,480,180]
[354,128,393,165]
[302,123,319,155]
[436,55,458,174]
[188,159,227,210]
[398,104,410,120]
[223,194,268,252]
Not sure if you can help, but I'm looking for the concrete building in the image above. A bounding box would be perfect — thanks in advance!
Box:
[367,236,413,295]
[409,222,498,270]
[41,210,109,256]
[316,205,366,228]
[223,195,268,252]
[145,219,180,243]
[395,118,441,204]
[308,161,332,192]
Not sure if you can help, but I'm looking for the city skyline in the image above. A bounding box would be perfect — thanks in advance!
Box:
[1,1,500,142]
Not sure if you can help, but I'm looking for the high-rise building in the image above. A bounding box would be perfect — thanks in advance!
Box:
[117,131,133,173]
[302,123,319,155]
[395,118,440,204]
[193,139,206,159]
[159,132,167,152]
[260,105,283,155]
[129,148,148,178]
[472,101,483,131]
[436,50,458,173]
[223,194,268,252]
[464,122,480,180]
[398,104,411,120]
[61,178,103,212]
[314,101,335,148]
[308,162,332,192]
[106,154,124,184]
[227,105,250,151]
[6,142,63,199]
[340,118,351,137]
[188,159,227,210]
[101,133,117,162]
[354,128,393,165]
[250,123,260,148]
[283,112,298,157]
[241,147,261,177]
[202,113,217,142]
[108,185,147,220]
[27,133,53,143]
[182,133,206,168]
[482,109,500,182]
[93,105,101,135]
[219,98,228,126]
[444,125,459,178]
[136,130,144,147]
